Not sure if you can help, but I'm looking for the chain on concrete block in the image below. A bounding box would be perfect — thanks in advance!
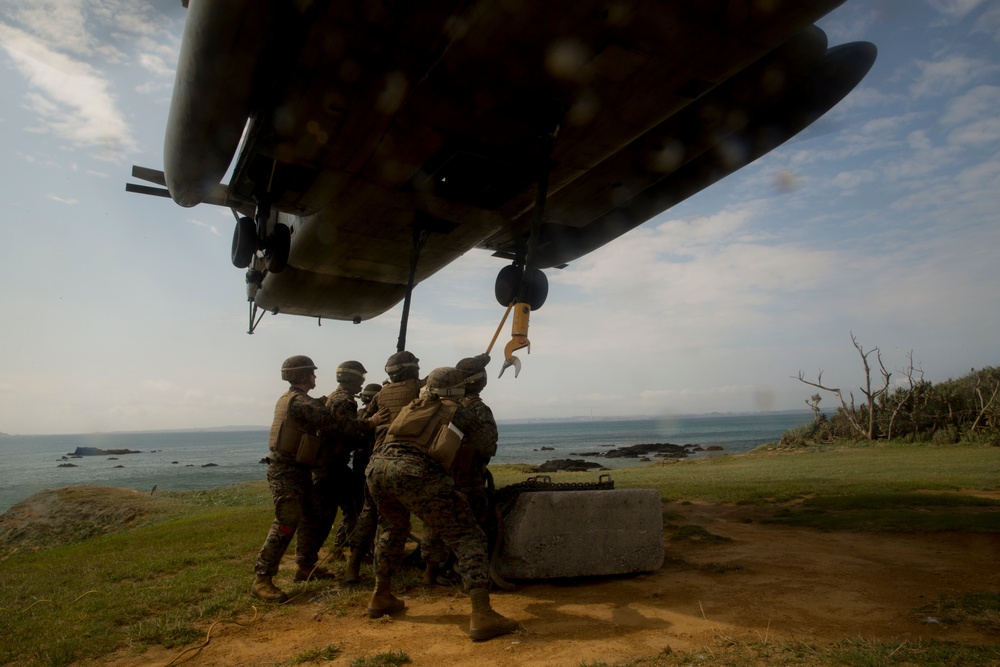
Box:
[495,473,615,516]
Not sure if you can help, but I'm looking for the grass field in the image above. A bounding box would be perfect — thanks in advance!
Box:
[1,442,998,667]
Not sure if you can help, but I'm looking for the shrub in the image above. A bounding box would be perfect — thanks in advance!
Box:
[931,426,960,445]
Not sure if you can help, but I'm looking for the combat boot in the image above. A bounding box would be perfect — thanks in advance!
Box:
[250,575,288,603]
[422,560,440,586]
[343,550,363,585]
[468,588,518,641]
[366,575,405,618]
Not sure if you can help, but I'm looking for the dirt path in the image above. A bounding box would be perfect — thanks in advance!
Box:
[101,502,1000,667]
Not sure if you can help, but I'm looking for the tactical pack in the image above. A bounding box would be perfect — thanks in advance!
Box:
[386,396,462,468]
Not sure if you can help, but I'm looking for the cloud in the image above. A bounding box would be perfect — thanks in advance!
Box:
[939,85,1000,125]
[549,203,843,341]
[828,85,899,113]
[909,53,999,98]
[142,379,174,392]
[974,4,1000,40]
[927,0,988,19]
[639,384,762,405]
[3,0,94,58]
[832,168,878,192]
[0,0,180,160]
[884,144,958,181]
[907,130,932,149]
[815,4,882,43]
[2,0,172,59]
[45,193,77,204]
[947,117,1000,145]
[0,24,137,158]
[137,52,173,78]
[188,218,223,237]
[955,152,1000,192]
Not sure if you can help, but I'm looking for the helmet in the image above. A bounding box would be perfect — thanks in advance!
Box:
[456,354,489,391]
[385,350,419,382]
[336,360,367,384]
[425,367,467,398]
[281,355,317,382]
[360,383,381,402]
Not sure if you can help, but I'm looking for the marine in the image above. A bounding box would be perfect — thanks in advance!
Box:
[358,383,381,418]
[365,366,519,642]
[343,350,423,584]
[331,382,381,560]
[251,355,371,603]
[304,360,369,577]
[421,353,497,585]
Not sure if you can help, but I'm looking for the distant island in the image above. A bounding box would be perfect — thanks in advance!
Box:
[70,447,142,457]
[94,425,268,434]
[497,410,815,425]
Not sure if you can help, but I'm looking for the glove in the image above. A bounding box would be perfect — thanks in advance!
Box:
[371,406,392,427]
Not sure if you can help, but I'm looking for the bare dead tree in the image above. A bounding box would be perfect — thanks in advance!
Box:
[886,350,923,440]
[794,369,868,439]
[805,393,823,422]
[854,333,891,440]
[970,373,1000,433]
[795,333,890,440]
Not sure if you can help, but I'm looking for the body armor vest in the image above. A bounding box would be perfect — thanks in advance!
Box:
[373,378,421,450]
[378,378,421,416]
[269,390,311,458]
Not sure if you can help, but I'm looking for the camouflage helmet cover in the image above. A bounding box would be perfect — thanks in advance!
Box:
[456,354,489,386]
[360,383,381,401]
[425,366,466,398]
[281,355,317,382]
[385,350,419,380]
[336,360,367,384]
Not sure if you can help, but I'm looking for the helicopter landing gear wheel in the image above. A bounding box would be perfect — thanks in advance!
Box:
[231,216,257,268]
[524,268,547,310]
[494,265,547,310]
[495,265,520,307]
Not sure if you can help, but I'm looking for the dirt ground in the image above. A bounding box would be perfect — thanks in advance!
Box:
[98,500,1000,667]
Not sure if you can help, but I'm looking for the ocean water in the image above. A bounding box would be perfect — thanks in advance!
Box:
[0,412,812,514]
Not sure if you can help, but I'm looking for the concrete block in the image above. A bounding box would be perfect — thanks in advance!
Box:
[496,488,664,579]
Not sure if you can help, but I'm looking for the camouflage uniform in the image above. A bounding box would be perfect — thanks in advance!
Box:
[349,377,422,555]
[367,398,493,588]
[421,393,498,564]
[254,387,367,576]
[329,386,377,555]
[308,386,363,561]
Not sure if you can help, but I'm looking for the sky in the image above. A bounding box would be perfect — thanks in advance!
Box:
[1,0,998,435]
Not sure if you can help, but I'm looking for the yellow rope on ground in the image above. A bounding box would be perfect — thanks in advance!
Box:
[12,589,96,613]
[162,607,260,667]
[69,590,99,604]
[19,599,54,612]
[162,620,221,667]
